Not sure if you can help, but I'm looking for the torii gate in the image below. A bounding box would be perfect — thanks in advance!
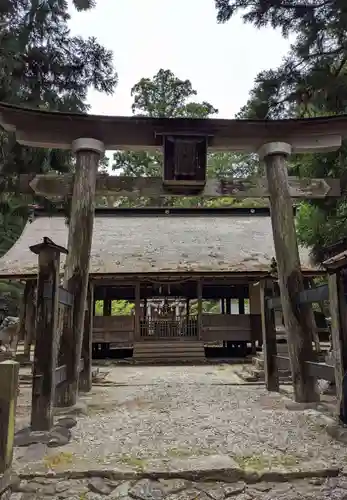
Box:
[0,102,346,405]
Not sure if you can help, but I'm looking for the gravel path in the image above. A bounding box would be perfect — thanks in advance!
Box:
[14,364,347,472]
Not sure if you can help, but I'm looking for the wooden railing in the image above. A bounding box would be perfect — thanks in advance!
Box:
[275,355,335,382]
[267,284,329,311]
[140,317,198,339]
[201,314,262,342]
[262,281,335,392]
[93,315,134,343]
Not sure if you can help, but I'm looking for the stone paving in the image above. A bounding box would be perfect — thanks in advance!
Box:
[10,365,347,499]
[10,475,347,499]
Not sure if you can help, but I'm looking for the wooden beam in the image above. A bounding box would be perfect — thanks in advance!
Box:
[305,361,335,382]
[0,361,19,475]
[260,281,279,391]
[18,174,341,200]
[30,238,65,431]
[58,139,104,407]
[261,142,319,403]
[0,101,344,152]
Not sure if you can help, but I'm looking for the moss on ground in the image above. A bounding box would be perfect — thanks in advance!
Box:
[43,451,73,469]
[234,453,302,471]
[118,455,147,470]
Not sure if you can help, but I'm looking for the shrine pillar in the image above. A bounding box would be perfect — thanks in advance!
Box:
[197,280,203,340]
[259,142,319,403]
[58,138,104,407]
[134,282,141,341]
[249,283,261,315]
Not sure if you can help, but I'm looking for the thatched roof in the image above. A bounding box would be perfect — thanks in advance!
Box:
[0,209,318,277]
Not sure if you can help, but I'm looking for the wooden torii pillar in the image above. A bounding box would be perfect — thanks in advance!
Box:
[58,138,104,407]
[259,142,319,403]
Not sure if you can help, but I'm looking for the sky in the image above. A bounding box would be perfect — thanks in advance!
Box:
[69,0,292,120]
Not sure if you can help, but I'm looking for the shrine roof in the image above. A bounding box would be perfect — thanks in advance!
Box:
[0,102,345,152]
[0,207,319,278]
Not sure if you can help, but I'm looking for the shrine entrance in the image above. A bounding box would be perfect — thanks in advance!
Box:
[1,101,347,405]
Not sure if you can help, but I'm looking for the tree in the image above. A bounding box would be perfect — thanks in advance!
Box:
[112,69,259,208]
[215,0,347,261]
[0,0,118,253]
[0,0,117,308]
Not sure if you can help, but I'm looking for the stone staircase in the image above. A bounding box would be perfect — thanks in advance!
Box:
[133,340,206,363]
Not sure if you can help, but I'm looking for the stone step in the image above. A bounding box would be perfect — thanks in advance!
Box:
[133,341,206,362]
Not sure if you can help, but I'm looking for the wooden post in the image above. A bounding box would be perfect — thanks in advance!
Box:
[260,280,279,391]
[143,298,147,319]
[135,282,141,341]
[221,299,225,314]
[58,138,104,407]
[239,298,245,315]
[30,238,67,431]
[327,270,347,411]
[197,280,203,340]
[0,361,19,474]
[18,281,30,342]
[103,298,112,317]
[226,299,231,315]
[79,282,94,393]
[260,142,319,402]
[23,281,36,360]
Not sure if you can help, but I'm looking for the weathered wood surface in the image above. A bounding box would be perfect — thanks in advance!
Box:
[23,281,36,359]
[58,149,100,407]
[197,280,203,341]
[55,359,84,388]
[79,284,94,392]
[17,281,31,349]
[103,298,112,317]
[267,284,329,310]
[306,361,335,382]
[30,239,65,431]
[200,314,262,342]
[134,282,141,342]
[92,315,134,343]
[18,173,341,199]
[260,281,279,391]
[264,149,319,403]
[0,361,19,474]
[275,356,335,382]
[328,271,347,411]
[275,356,291,371]
[0,101,344,152]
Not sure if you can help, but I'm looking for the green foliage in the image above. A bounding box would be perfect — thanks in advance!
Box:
[130,69,218,118]
[215,0,347,261]
[0,0,117,265]
[94,300,134,316]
